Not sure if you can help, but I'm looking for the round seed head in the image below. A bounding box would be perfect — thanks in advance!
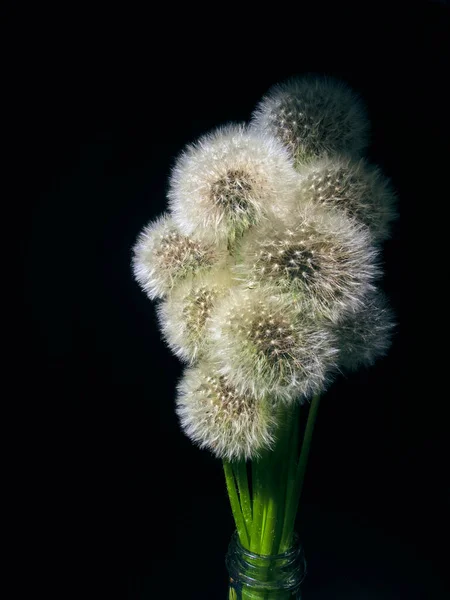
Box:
[331,291,395,372]
[168,124,298,244]
[297,155,398,243]
[176,361,278,461]
[132,213,223,300]
[235,203,379,322]
[157,268,233,363]
[209,286,338,403]
[251,75,369,166]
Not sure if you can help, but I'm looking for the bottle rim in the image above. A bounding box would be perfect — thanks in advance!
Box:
[230,530,302,560]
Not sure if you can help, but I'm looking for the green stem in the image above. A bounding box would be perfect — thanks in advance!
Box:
[260,405,290,556]
[278,402,300,552]
[227,401,306,600]
[228,404,299,600]
[233,461,253,535]
[250,453,267,553]
[223,460,249,548]
[279,394,321,551]
[259,453,277,556]
[296,393,321,505]
[272,404,297,554]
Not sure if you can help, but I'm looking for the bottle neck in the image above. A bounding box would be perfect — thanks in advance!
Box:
[226,531,306,594]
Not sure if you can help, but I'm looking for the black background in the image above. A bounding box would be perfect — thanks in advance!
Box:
[14,1,449,598]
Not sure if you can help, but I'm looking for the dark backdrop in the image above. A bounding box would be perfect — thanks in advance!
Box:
[17,2,449,598]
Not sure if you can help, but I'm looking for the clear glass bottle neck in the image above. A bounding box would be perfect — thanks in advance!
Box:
[226,531,306,599]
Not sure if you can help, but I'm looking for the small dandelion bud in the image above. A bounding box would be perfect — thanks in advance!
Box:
[176,361,278,461]
[297,155,398,243]
[209,287,338,403]
[235,203,379,322]
[132,213,223,300]
[157,268,233,363]
[167,124,298,245]
[251,75,369,166]
[331,291,395,372]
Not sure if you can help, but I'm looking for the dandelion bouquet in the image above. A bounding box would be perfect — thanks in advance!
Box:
[132,75,396,599]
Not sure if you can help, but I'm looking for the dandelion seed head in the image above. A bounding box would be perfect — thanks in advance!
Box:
[330,291,395,371]
[168,124,298,244]
[297,155,398,242]
[251,75,369,166]
[157,268,233,363]
[176,362,278,460]
[131,213,223,300]
[235,203,379,322]
[209,287,338,403]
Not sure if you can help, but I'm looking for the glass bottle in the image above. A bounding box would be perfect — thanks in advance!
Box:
[226,531,306,599]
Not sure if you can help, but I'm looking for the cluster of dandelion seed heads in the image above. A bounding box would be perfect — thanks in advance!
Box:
[236,205,379,322]
[157,269,233,363]
[210,287,338,403]
[132,214,221,300]
[168,124,298,244]
[132,75,396,460]
[251,75,369,165]
[296,156,398,242]
[176,363,277,460]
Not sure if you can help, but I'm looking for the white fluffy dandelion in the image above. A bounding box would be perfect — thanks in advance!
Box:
[132,213,223,300]
[167,124,298,245]
[251,75,369,166]
[331,291,395,372]
[297,155,397,243]
[157,267,233,363]
[176,361,278,461]
[209,286,338,403]
[235,203,379,322]
[130,72,397,471]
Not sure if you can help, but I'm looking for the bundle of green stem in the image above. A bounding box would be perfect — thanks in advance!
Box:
[224,395,320,599]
